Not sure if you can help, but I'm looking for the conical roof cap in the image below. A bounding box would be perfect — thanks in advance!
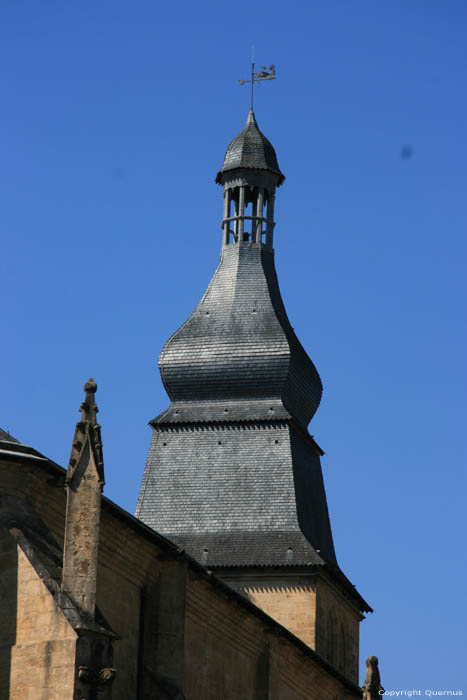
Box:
[216,110,285,185]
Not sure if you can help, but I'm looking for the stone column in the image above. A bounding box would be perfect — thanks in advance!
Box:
[223,190,230,246]
[256,188,264,243]
[266,192,275,248]
[238,186,245,243]
[233,189,239,240]
[251,190,257,243]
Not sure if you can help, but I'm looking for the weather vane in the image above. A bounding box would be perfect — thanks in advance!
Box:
[238,48,276,110]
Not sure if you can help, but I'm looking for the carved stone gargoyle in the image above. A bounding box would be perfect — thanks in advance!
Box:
[79,665,117,697]
[362,655,384,699]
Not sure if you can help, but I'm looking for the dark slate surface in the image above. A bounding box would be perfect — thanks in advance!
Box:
[290,429,336,564]
[0,435,48,463]
[165,531,326,568]
[136,422,337,567]
[0,428,19,443]
[154,399,291,426]
[138,114,339,574]
[157,243,322,429]
[216,110,285,185]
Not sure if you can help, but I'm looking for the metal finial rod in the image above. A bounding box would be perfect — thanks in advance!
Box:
[238,52,276,108]
[251,46,254,110]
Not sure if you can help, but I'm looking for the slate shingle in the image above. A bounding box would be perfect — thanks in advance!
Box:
[215,110,285,186]
[137,114,338,573]
[156,244,322,429]
[136,421,337,567]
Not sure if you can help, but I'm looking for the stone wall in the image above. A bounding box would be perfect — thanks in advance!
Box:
[221,570,361,684]
[184,572,358,700]
[0,457,362,699]
[223,574,318,648]
[0,525,77,700]
[315,577,361,683]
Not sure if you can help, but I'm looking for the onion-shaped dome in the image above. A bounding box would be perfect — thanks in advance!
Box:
[216,110,285,186]
[156,245,322,429]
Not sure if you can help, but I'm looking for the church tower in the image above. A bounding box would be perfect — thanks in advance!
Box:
[136,110,371,682]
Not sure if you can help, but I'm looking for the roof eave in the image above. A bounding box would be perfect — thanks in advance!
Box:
[215,166,285,186]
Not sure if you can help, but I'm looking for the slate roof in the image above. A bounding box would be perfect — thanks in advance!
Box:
[157,244,322,429]
[162,531,326,568]
[0,433,48,463]
[216,110,285,185]
[139,116,329,574]
[136,420,338,569]
[0,428,20,443]
[136,112,366,603]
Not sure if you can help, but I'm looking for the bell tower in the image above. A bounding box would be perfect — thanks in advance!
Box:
[218,110,281,249]
[136,110,371,683]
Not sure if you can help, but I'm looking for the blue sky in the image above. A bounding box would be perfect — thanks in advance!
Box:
[1,0,466,691]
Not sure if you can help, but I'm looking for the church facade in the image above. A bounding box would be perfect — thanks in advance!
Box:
[0,110,378,699]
